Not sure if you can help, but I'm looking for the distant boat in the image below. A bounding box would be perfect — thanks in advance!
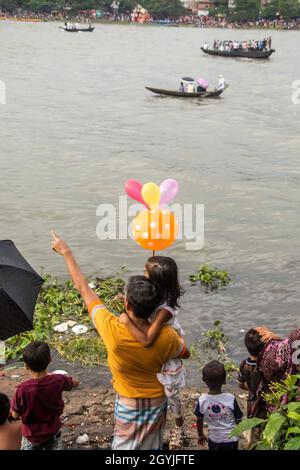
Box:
[145,86,227,98]
[59,25,95,32]
[201,47,275,59]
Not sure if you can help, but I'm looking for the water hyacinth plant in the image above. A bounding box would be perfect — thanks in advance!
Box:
[5,275,125,365]
[203,320,228,354]
[193,320,239,381]
[189,264,231,290]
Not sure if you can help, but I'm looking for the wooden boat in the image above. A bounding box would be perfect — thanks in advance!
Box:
[201,47,275,59]
[59,25,95,32]
[145,86,227,98]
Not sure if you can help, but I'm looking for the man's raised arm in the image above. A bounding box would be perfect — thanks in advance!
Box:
[51,230,99,309]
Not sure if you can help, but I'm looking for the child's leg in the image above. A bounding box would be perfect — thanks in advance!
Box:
[165,386,186,449]
[165,386,183,425]
[44,431,63,450]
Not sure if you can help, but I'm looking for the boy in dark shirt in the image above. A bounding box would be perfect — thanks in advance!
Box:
[238,330,264,449]
[238,358,261,418]
[11,341,79,450]
[238,330,263,419]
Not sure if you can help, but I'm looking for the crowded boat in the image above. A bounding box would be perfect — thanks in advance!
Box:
[205,37,272,52]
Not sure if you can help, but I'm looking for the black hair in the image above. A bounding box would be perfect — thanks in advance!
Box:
[125,275,163,319]
[244,329,264,357]
[145,256,184,309]
[23,341,51,372]
[202,360,226,389]
[0,393,10,425]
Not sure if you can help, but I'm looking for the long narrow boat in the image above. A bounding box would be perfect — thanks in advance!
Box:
[145,86,227,98]
[59,26,95,32]
[201,47,275,59]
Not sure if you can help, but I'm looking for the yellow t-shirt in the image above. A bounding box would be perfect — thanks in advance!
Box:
[88,300,185,399]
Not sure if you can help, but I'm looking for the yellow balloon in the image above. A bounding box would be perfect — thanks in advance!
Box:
[141,182,160,210]
[132,209,178,251]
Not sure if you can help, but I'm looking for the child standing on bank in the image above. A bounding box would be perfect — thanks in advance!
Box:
[238,330,262,418]
[0,393,22,450]
[120,256,187,449]
[11,341,79,450]
[195,360,243,451]
[238,330,264,448]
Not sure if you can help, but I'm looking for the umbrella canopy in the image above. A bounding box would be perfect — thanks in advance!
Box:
[197,78,209,89]
[0,240,44,341]
[181,77,195,84]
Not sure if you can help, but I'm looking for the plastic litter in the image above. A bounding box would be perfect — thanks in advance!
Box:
[52,370,68,376]
[76,434,89,444]
[53,322,68,333]
[72,325,88,335]
[67,320,77,327]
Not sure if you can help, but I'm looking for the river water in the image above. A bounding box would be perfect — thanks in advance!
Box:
[1,22,300,360]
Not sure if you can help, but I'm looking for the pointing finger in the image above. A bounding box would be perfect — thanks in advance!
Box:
[51,230,59,241]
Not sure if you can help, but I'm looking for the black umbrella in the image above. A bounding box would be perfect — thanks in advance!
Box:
[0,240,44,341]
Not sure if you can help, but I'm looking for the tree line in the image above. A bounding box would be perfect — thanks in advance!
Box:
[212,0,300,21]
[1,0,300,20]
[0,0,185,18]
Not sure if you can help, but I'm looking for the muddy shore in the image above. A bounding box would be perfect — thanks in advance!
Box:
[0,360,248,450]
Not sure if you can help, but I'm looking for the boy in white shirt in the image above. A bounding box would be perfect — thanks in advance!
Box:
[194,360,243,451]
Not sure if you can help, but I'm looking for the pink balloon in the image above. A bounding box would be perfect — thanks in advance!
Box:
[125,179,148,207]
[159,179,179,206]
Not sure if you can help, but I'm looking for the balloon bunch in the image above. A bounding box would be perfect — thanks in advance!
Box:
[125,179,179,252]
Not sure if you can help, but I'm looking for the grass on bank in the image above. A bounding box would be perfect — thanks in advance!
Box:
[5,276,125,365]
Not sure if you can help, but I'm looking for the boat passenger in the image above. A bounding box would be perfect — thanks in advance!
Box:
[203,42,208,50]
[186,83,195,93]
[218,75,225,91]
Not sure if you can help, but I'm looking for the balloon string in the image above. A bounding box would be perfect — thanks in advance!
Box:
[153,250,155,257]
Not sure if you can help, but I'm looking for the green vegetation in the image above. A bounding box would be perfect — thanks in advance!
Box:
[0,0,185,18]
[210,0,300,21]
[1,0,300,20]
[203,320,228,354]
[229,0,260,21]
[53,335,107,366]
[262,0,300,19]
[5,275,125,366]
[209,0,229,17]
[231,374,300,450]
[189,264,231,290]
[190,320,239,381]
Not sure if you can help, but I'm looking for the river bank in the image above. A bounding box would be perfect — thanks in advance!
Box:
[0,16,300,30]
[0,362,248,450]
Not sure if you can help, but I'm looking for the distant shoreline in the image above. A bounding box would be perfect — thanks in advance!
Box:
[0,17,299,31]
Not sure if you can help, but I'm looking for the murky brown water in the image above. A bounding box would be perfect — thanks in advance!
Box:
[1,22,300,360]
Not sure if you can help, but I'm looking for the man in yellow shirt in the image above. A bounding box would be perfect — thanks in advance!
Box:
[51,231,189,450]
